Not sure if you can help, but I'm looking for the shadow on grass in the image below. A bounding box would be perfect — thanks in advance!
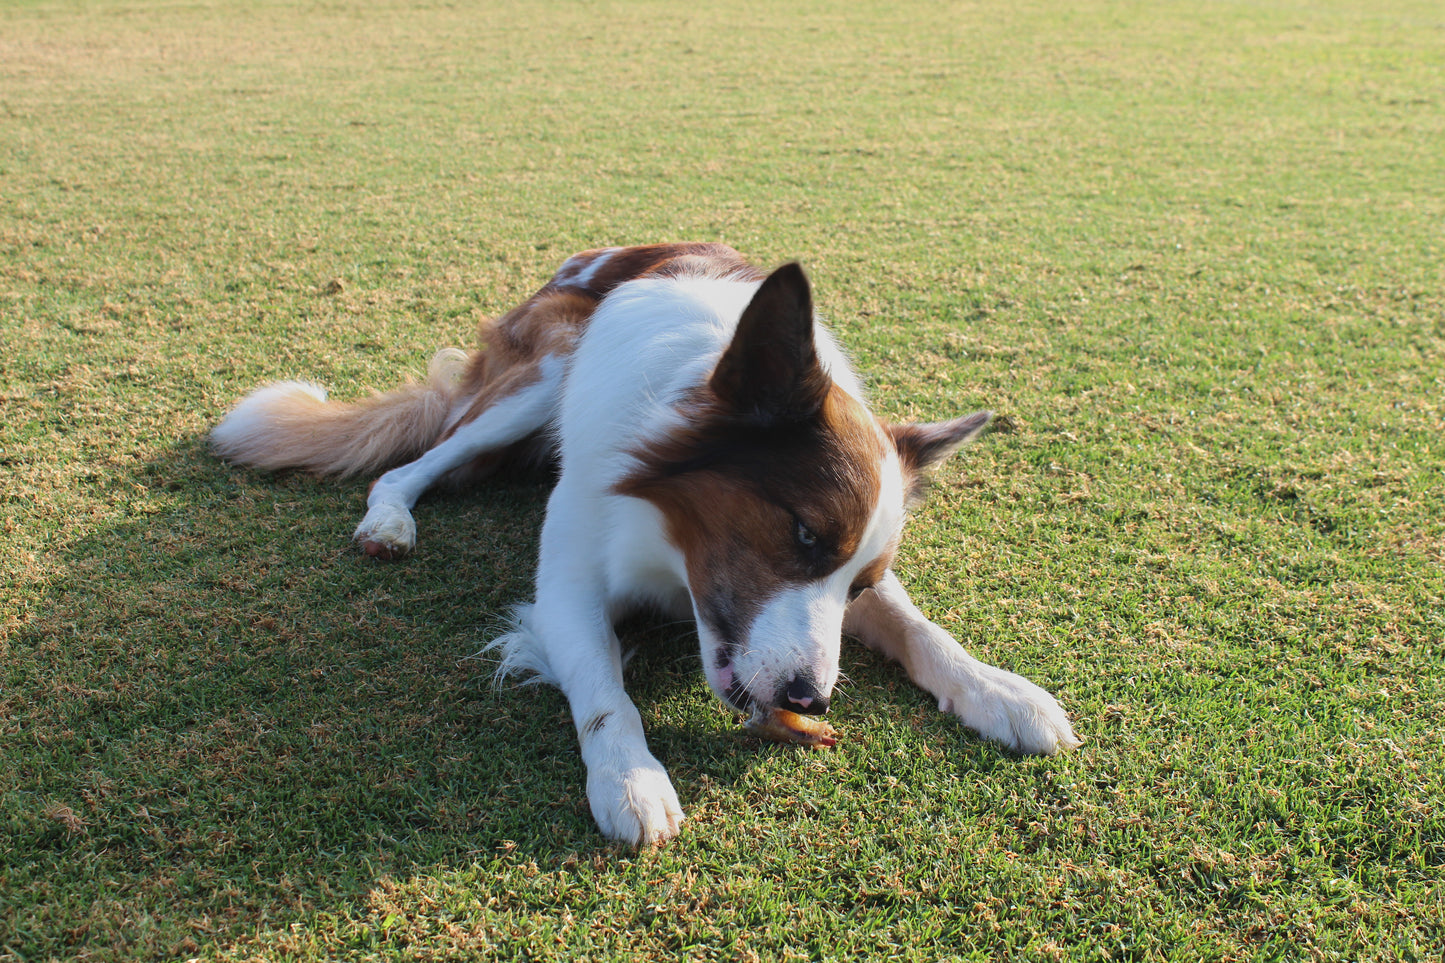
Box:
[6,435,1014,959]
[7,440,577,952]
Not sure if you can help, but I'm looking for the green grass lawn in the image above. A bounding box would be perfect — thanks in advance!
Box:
[3,0,1442,959]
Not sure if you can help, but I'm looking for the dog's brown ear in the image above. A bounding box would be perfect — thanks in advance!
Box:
[710,262,831,422]
[890,410,993,490]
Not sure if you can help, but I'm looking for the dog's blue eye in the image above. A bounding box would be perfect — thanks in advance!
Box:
[794,519,817,548]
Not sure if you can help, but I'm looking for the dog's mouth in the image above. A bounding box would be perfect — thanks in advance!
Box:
[701,604,755,715]
[716,648,842,749]
[714,653,754,715]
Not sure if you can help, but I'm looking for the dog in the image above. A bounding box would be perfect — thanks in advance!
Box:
[212,243,1081,845]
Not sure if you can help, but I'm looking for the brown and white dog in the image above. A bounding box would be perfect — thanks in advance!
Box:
[212,243,1081,845]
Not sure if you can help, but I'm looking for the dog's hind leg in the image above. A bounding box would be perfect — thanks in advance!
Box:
[844,571,1082,755]
[354,355,565,559]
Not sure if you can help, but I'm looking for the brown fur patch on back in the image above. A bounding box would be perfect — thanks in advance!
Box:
[557,243,763,300]
[447,244,764,444]
[448,290,596,433]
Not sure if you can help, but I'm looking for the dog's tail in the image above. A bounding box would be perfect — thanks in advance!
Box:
[211,348,470,478]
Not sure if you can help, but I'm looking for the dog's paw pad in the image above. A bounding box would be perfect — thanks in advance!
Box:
[361,538,406,560]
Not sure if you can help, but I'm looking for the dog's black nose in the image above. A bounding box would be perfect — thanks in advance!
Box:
[782,675,829,715]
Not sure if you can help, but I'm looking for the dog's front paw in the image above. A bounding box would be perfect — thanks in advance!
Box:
[587,760,685,847]
[942,663,1083,756]
[353,502,416,560]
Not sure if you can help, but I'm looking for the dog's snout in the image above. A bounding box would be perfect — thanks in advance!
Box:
[782,675,829,715]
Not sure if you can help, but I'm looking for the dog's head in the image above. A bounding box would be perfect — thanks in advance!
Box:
[617,263,990,718]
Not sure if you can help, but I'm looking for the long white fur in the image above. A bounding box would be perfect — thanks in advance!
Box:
[485,275,817,845]
[490,274,853,679]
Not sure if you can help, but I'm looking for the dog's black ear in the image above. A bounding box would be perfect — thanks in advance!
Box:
[709,262,831,421]
[890,410,993,480]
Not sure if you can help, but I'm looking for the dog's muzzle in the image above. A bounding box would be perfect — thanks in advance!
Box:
[718,656,830,717]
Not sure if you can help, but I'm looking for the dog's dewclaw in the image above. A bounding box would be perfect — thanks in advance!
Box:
[743,706,838,748]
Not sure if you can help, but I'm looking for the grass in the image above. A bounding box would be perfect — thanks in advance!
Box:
[2,0,1442,959]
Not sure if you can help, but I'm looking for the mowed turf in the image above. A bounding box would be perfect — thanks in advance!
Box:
[2,0,1442,960]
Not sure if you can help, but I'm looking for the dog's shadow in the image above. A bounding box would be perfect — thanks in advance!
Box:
[13,434,1011,947]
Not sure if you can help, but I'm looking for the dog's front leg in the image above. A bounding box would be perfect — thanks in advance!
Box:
[520,476,686,847]
[844,571,1082,754]
[524,602,685,847]
[576,690,686,848]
